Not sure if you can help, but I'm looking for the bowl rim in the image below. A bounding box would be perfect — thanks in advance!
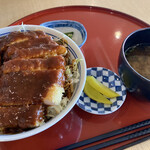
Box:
[121,27,150,82]
[40,20,87,48]
[0,25,87,141]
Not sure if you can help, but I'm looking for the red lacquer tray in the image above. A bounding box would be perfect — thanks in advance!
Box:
[1,6,150,150]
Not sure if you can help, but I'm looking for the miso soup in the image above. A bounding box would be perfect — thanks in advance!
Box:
[126,44,150,80]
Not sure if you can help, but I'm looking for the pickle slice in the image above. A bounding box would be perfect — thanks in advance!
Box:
[86,76,120,98]
[84,82,112,104]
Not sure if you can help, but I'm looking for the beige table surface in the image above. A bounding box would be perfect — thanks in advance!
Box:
[1,0,150,149]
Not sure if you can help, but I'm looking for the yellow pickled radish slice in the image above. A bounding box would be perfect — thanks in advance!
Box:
[86,76,120,98]
[84,82,112,104]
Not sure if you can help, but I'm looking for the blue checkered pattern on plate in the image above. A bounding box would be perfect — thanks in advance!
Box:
[77,67,127,115]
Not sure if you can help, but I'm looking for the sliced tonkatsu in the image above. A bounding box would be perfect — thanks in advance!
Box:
[0,105,44,129]
[4,45,67,61]
[0,30,48,52]
[0,69,65,106]
[2,55,65,74]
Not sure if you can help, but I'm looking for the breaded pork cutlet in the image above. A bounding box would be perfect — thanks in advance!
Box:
[4,45,67,61]
[0,105,44,129]
[0,69,65,106]
[2,55,65,74]
[0,30,48,52]
[1,30,67,62]
[7,35,57,49]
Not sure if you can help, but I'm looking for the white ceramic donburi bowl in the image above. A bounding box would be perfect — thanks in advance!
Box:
[0,25,86,141]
